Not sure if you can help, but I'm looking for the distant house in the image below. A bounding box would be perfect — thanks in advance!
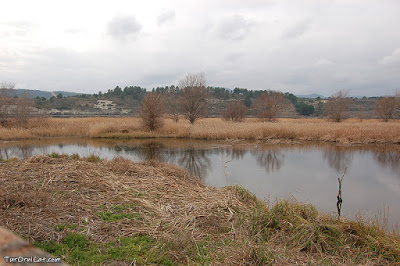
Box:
[94,100,116,110]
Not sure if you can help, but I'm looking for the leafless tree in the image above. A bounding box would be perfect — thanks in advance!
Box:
[178,73,208,124]
[375,96,397,122]
[222,100,247,122]
[140,93,165,131]
[0,82,15,126]
[324,89,350,122]
[395,89,400,118]
[14,94,33,127]
[252,90,284,122]
[166,86,180,122]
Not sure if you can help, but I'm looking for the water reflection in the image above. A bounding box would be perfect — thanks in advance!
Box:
[1,145,34,159]
[224,148,248,160]
[251,149,284,173]
[178,147,211,180]
[136,142,168,162]
[1,138,400,228]
[374,152,400,176]
[323,148,353,173]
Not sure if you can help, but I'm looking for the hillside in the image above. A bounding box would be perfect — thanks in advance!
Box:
[14,89,79,98]
[28,88,387,119]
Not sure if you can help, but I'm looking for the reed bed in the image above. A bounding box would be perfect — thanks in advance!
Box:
[1,156,399,264]
[0,117,399,144]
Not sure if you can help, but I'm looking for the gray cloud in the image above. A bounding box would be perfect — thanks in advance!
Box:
[157,10,176,26]
[3,1,400,97]
[216,14,253,41]
[107,15,142,41]
[281,19,312,40]
[379,48,400,67]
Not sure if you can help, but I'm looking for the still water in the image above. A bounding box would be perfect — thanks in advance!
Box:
[1,138,399,228]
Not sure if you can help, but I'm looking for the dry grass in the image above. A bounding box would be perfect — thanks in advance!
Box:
[1,156,399,265]
[0,117,400,144]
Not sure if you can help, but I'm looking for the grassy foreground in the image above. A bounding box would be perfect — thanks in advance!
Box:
[0,117,400,144]
[1,155,399,265]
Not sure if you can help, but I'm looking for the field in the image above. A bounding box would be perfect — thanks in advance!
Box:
[0,117,400,144]
[1,155,399,265]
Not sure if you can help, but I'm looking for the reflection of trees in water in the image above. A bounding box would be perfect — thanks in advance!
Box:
[223,148,247,160]
[374,152,400,175]
[123,142,167,162]
[112,142,210,180]
[0,145,34,159]
[323,148,352,173]
[250,149,284,173]
[178,148,211,180]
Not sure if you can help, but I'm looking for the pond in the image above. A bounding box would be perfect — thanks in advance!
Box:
[1,138,399,229]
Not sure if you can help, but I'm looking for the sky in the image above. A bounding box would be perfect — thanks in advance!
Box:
[1,0,400,97]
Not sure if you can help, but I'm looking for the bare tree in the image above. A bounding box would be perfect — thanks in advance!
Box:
[178,73,208,124]
[375,96,397,122]
[222,100,247,122]
[252,90,284,122]
[14,94,33,127]
[166,86,180,122]
[325,89,350,122]
[0,82,15,126]
[140,93,165,131]
[395,89,400,118]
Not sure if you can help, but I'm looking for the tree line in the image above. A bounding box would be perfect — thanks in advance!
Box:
[138,73,400,130]
[1,74,399,129]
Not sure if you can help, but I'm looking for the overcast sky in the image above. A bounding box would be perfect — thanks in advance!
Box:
[1,0,400,96]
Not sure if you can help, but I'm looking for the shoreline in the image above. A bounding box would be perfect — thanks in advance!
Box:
[1,155,399,264]
[0,117,399,145]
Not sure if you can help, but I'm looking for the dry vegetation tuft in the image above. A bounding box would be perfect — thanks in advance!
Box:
[1,156,399,264]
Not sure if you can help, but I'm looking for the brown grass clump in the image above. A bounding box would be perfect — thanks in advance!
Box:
[1,157,399,265]
[0,117,399,144]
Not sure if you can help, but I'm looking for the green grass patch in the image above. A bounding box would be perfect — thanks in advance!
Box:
[47,152,63,158]
[97,203,142,222]
[34,233,173,265]
[86,153,101,162]
[97,211,140,222]
[69,153,80,159]
[53,224,79,232]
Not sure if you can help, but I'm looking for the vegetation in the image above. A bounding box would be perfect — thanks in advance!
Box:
[139,93,165,131]
[253,90,285,122]
[1,156,399,265]
[0,82,33,127]
[375,96,398,122]
[295,101,315,116]
[177,72,208,124]
[0,117,400,144]
[222,99,247,122]
[325,89,351,122]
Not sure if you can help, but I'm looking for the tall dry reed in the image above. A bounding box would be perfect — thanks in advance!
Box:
[0,117,399,144]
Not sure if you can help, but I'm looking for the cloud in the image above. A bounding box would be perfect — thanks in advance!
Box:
[216,14,253,41]
[107,15,142,41]
[281,19,312,40]
[315,59,334,66]
[0,21,33,36]
[379,48,400,66]
[64,28,85,34]
[157,10,176,26]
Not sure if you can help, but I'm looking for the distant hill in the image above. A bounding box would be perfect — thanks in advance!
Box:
[14,89,80,98]
[296,93,326,99]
